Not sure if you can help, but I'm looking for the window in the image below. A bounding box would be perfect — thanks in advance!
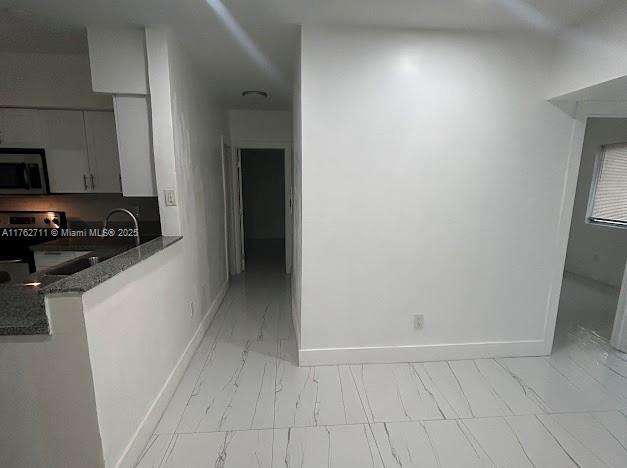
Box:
[588,143,627,227]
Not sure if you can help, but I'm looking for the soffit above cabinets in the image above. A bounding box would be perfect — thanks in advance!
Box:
[87,27,148,95]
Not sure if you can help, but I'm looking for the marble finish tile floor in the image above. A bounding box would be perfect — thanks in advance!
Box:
[138,269,627,467]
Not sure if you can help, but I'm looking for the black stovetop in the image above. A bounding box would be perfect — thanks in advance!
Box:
[0,210,67,270]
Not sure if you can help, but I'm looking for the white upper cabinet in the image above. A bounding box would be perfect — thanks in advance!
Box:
[86,27,156,197]
[41,109,91,193]
[0,108,44,147]
[113,96,157,196]
[1,107,133,194]
[84,111,121,193]
[41,109,122,194]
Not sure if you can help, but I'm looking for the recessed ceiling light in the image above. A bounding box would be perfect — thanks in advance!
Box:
[242,90,268,98]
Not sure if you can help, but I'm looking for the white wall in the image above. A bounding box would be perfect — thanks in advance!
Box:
[146,28,228,246]
[550,1,627,100]
[228,109,291,145]
[169,32,230,308]
[0,29,230,468]
[565,118,627,288]
[146,28,182,236]
[0,295,103,468]
[292,41,303,347]
[82,242,227,467]
[85,31,229,467]
[1,245,227,468]
[0,51,112,109]
[298,26,579,365]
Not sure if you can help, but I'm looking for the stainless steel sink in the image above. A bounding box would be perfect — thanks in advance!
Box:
[46,255,112,276]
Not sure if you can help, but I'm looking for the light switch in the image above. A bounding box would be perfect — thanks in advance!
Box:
[164,189,177,206]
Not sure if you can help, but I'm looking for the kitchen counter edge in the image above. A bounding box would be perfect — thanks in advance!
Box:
[0,235,182,336]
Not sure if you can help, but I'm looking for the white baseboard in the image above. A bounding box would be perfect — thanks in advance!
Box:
[291,299,301,359]
[115,279,229,468]
[298,339,547,366]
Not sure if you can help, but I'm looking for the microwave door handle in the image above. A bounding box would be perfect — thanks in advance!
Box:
[23,164,30,189]
[16,163,30,189]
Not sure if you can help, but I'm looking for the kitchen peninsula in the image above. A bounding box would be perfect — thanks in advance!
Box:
[0,235,181,335]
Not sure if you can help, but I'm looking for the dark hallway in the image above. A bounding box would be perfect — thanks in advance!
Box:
[240,148,285,268]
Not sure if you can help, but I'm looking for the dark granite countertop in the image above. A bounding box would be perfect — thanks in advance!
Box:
[29,235,160,252]
[0,236,182,336]
[0,275,65,335]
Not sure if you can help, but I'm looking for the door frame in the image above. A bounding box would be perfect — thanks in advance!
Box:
[546,100,627,353]
[220,136,231,279]
[227,140,292,274]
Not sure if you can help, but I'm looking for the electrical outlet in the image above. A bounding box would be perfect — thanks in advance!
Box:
[413,314,424,330]
[164,189,177,206]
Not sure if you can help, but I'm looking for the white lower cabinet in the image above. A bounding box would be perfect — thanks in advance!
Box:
[40,109,121,194]
[34,251,89,271]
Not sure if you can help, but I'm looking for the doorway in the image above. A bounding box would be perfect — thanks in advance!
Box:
[239,148,286,269]
[554,118,627,350]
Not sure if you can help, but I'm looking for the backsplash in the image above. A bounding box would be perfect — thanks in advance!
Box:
[0,194,161,234]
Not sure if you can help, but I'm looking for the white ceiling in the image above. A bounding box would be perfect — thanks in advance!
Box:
[0,8,87,53]
[0,0,612,109]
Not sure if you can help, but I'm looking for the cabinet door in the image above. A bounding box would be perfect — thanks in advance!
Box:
[84,111,121,193]
[41,110,90,193]
[113,96,157,196]
[0,108,44,147]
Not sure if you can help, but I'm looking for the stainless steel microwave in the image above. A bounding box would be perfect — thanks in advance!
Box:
[0,149,49,194]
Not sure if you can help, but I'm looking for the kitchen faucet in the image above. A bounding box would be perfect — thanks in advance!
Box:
[103,208,140,246]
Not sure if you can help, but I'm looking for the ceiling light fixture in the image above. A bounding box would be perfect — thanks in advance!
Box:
[241,90,268,98]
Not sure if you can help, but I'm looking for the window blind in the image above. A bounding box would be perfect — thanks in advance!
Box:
[590,143,627,225]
